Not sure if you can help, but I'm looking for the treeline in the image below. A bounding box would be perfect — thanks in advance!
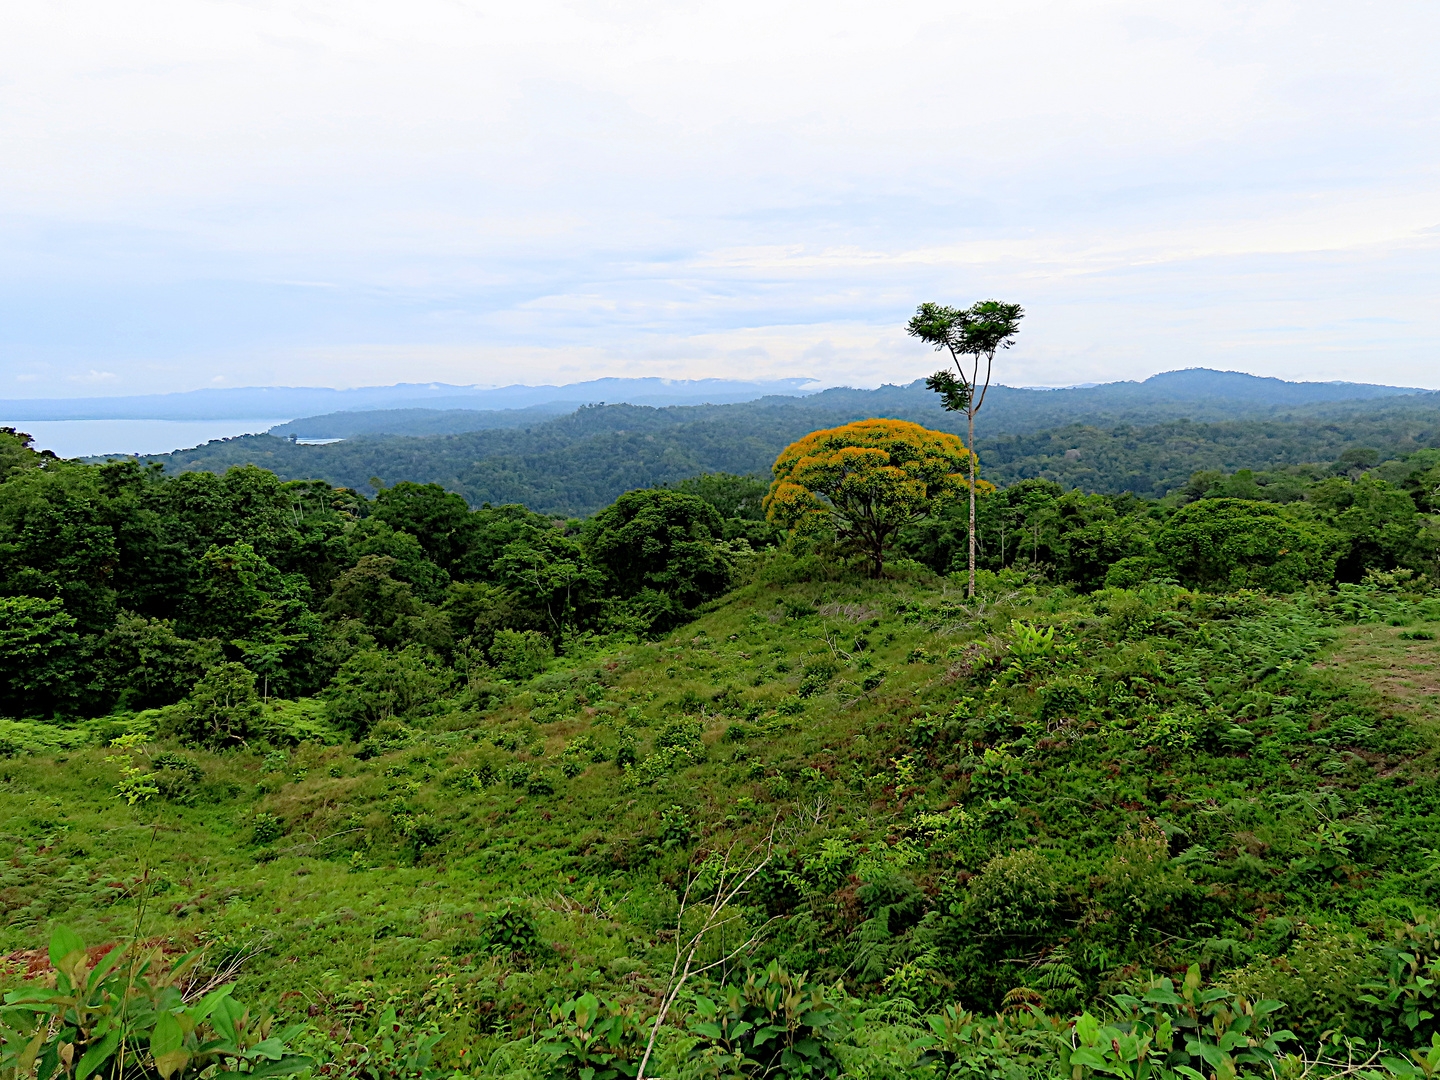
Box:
[128,388,1440,516]
[0,428,768,724]
[901,447,1440,589]
[5,424,1438,723]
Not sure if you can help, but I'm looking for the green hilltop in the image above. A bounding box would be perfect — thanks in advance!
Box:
[3,418,1440,1078]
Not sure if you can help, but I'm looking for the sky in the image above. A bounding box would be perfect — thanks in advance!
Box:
[2,0,1438,399]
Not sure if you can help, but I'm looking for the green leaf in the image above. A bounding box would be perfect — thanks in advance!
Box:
[189,985,236,1026]
[236,1054,314,1078]
[153,1049,191,1080]
[48,927,85,971]
[74,1029,119,1080]
[85,946,126,995]
[1189,1042,1226,1069]
[575,992,599,1030]
[211,995,245,1044]
[152,1012,184,1056]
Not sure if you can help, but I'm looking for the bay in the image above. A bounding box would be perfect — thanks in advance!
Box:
[1,418,293,459]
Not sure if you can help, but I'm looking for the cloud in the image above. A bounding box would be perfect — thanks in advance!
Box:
[1,0,1438,395]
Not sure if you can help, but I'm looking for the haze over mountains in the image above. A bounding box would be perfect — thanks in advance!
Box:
[268,368,1430,441]
[0,376,822,421]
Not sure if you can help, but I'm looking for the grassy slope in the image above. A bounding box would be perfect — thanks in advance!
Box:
[5,565,1440,1062]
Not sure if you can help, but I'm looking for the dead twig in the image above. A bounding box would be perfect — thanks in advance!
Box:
[634,822,780,1080]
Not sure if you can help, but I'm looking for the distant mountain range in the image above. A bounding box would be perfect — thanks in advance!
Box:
[0,377,822,421]
[106,368,1440,515]
[268,368,1434,441]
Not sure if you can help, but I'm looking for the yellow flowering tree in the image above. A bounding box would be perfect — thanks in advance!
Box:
[763,419,986,577]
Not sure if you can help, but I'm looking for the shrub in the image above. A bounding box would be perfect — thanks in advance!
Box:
[0,926,311,1080]
[0,718,93,758]
[798,659,838,698]
[489,628,552,681]
[1225,924,1378,1042]
[687,962,846,1080]
[1037,676,1091,721]
[1097,820,1198,929]
[159,662,264,748]
[149,751,205,803]
[967,848,1061,937]
[1104,555,1157,589]
[614,728,638,768]
[251,812,285,844]
[1156,498,1342,591]
[658,805,694,849]
[775,696,804,717]
[474,903,544,961]
[354,718,418,759]
[655,715,703,752]
[536,993,645,1080]
[392,810,445,849]
[322,645,453,737]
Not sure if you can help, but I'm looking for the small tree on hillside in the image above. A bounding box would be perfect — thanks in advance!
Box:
[763,419,980,577]
[907,300,1024,596]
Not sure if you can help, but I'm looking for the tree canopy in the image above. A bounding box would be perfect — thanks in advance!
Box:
[763,419,982,576]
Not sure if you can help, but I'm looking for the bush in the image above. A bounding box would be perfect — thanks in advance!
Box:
[0,926,311,1080]
[322,645,453,737]
[1104,555,1157,589]
[1225,924,1379,1042]
[159,662,263,748]
[1156,498,1342,591]
[475,903,544,961]
[798,658,838,697]
[251,811,285,844]
[1037,676,1091,721]
[655,715,703,752]
[536,993,645,1080]
[967,848,1061,937]
[354,718,418,759]
[0,718,93,758]
[149,751,205,803]
[489,628,553,681]
[687,962,846,1080]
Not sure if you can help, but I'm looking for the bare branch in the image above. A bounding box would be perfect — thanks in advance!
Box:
[634,821,778,1080]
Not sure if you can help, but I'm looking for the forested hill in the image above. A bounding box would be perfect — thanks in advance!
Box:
[128,383,1440,515]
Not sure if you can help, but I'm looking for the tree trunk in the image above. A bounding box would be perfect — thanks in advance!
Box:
[968,407,977,597]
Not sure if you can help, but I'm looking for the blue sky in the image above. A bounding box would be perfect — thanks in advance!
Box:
[3,0,1438,397]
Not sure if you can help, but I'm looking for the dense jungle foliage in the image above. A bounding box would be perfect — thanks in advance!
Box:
[4,420,1440,1079]
[124,375,1440,517]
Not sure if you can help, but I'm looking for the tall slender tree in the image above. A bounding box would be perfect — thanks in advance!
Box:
[907,299,1024,596]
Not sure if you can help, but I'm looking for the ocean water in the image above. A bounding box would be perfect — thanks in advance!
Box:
[1,418,293,459]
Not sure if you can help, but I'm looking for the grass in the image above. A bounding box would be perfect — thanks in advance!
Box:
[5,563,1440,1064]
